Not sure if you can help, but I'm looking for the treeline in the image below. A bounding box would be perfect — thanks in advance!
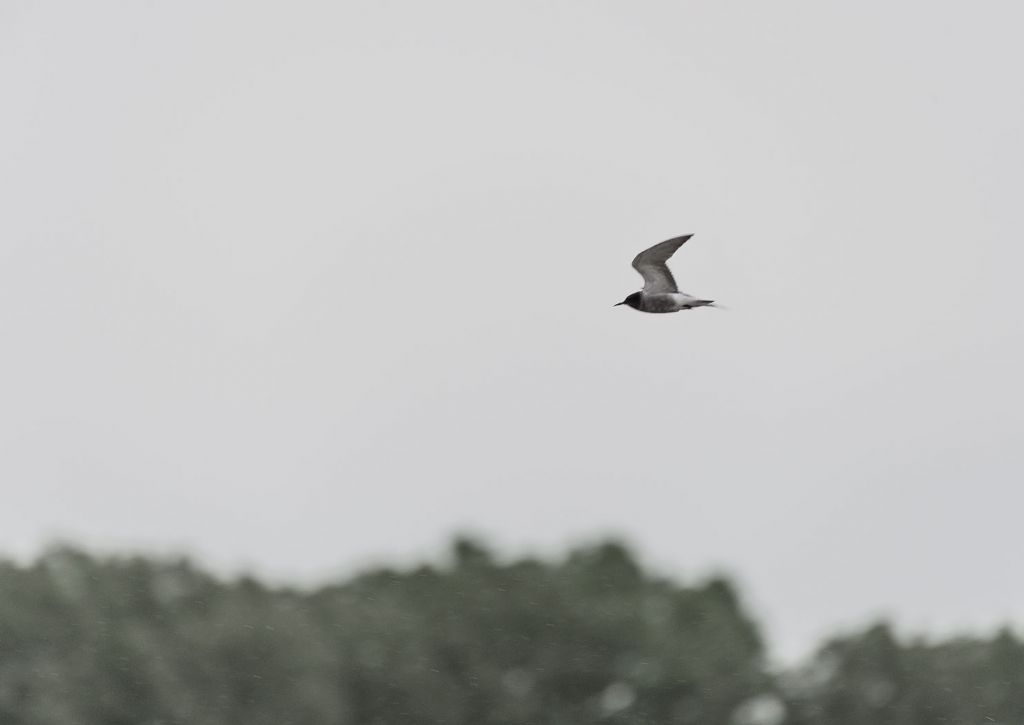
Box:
[0,539,1021,725]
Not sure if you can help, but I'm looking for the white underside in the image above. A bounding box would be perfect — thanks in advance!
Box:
[669,292,698,304]
[669,293,708,309]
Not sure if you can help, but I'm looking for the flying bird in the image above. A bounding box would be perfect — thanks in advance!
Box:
[615,234,715,313]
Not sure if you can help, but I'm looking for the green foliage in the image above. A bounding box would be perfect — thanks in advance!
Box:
[0,541,1021,724]
[783,623,1024,725]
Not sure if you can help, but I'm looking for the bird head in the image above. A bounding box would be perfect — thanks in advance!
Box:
[614,292,642,309]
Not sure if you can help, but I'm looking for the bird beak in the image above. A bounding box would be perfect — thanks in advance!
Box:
[613,302,624,306]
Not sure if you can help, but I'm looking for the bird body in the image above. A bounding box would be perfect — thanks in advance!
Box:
[621,291,714,313]
[615,234,715,313]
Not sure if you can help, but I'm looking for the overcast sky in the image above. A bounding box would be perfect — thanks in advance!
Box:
[3,1,1023,660]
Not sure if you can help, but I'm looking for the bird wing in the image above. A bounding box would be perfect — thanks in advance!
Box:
[631,234,693,294]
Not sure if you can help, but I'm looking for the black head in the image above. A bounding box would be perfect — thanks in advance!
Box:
[614,292,643,310]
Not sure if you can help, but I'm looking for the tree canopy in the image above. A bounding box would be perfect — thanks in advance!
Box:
[0,540,1019,725]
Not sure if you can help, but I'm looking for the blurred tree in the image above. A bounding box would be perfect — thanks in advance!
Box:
[2,541,1022,724]
[782,622,1024,725]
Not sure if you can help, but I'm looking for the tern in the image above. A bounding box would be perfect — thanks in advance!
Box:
[615,234,715,313]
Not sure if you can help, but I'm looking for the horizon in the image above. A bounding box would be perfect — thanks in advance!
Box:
[5,532,1017,665]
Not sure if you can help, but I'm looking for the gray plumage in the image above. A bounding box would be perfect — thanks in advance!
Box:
[615,234,715,313]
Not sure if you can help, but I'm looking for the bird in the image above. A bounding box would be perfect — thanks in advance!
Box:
[614,234,715,313]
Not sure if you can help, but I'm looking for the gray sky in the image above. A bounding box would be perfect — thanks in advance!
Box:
[3,1,1023,660]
